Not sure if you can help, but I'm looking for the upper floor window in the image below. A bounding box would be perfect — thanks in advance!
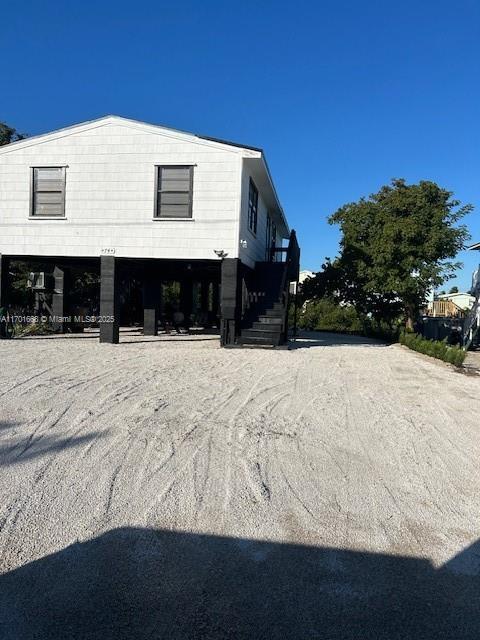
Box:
[155,165,193,219]
[248,178,258,234]
[271,220,277,261]
[31,167,66,217]
[266,214,272,260]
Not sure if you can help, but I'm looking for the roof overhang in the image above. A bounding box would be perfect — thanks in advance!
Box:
[243,156,289,238]
[0,115,268,157]
[0,114,291,237]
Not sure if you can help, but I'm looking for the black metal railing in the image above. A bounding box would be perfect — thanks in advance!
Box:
[278,230,300,340]
[462,297,480,350]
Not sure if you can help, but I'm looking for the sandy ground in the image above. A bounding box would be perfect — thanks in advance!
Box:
[0,330,479,639]
[465,349,480,373]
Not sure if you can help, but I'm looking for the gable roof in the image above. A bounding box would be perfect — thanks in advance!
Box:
[0,115,289,234]
[0,115,263,155]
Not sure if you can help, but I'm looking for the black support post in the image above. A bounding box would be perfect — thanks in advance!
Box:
[212,282,220,323]
[52,266,69,333]
[143,265,161,336]
[220,258,242,346]
[0,254,10,308]
[180,279,193,327]
[100,256,120,344]
[200,280,209,313]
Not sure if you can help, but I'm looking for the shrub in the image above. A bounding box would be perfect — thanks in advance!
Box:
[399,331,466,366]
[291,298,401,342]
[298,299,364,333]
[16,322,55,337]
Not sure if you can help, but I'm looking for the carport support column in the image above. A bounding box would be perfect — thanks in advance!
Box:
[212,282,220,320]
[52,266,69,333]
[200,280,209,313]
[143,265,160,336]
[100,255,120,344]
[180,279,193,327]
[0,254,9,308]
[220,258,242,346]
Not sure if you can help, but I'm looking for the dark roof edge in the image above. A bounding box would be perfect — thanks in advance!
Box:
[196,134,263,153]
[0,115,264,155]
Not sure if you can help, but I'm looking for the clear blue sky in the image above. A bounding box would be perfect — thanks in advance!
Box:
[1,0,479,291]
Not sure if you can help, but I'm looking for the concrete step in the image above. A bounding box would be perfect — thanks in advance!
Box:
[241,328,283,343]
[238,335,282,347]
[263,307,285,318]
[257,315,283,324]
[251,320,283,331]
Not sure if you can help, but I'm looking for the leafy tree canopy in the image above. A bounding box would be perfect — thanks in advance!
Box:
[307,179,471,328]
[0,121,26,146]
[449,286,459,294]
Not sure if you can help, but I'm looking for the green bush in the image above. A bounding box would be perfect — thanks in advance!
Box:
[399,331,466,366]
[292,298,400,342]
[299,299,364,334]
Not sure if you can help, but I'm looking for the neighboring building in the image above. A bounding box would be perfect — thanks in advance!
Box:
[425,291,474,318]
[290,270,314,295]
[299,270,314,285]
[471,263,480,295]
[437,292,475,310]
[0,116,299,346]
[463,245,480,349]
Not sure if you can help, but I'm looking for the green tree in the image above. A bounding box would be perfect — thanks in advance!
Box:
[449,286,459,294]
[301,255,403,325]
[327,179,471,329]
[0,121,26,146]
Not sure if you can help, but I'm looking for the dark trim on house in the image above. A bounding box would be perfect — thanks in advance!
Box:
[197,134,263,153]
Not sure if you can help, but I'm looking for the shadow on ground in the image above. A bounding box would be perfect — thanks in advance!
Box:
[15,327,220,344]
[121,337,219,345]
[0,527,478,639]
[289,331,387,349]
[0,421,99,466]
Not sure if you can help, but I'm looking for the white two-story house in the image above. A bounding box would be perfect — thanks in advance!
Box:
[0,116,299,346]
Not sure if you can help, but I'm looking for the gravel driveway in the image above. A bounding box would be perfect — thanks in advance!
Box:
[0,331,479,638]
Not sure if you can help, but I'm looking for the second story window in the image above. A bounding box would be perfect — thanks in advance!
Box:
[266,213,272,260]
[248,178,258,234]
[155,166,193,219]
[31,167,66,217]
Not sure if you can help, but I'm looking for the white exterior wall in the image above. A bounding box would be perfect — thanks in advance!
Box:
[238,161,285,269]
[437,292,475,310]
[0,120,247,261]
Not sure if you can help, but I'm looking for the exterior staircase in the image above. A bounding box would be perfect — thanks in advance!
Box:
[238,230,300,348]
[462,296,480,351]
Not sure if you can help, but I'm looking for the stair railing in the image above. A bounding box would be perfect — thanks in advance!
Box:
[278,230,300,341]
[462,297,480,350]
[428,299,465,318]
